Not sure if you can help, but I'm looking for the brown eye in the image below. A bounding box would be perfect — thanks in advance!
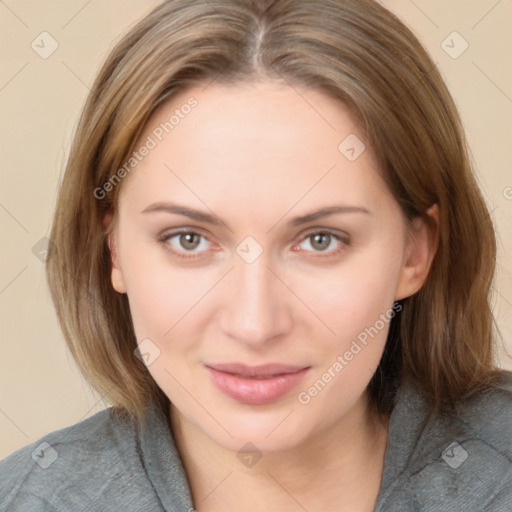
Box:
[158,229,211,259]
[179,232,202,250]
[310,233,332,251]
[295,229,350,257]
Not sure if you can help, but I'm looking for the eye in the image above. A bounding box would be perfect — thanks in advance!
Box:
[158,229,211,259]
[157,227,350,260]
[295,229,349,256]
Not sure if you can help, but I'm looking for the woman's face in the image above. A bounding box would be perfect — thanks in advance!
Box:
[108,81,430,452]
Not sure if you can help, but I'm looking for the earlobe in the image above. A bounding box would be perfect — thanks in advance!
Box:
[111,267,127,294]
[104,212,127,294]
[109,234,127,294]
[394,204,439,301]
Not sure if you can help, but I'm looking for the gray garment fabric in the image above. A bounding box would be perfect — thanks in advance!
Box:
[1,371,511,511]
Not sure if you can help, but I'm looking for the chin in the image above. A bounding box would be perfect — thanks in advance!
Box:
[217,424,310,455]
[200,401,320,453]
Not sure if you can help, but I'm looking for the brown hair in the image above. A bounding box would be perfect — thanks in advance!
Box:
[46,0,503,425]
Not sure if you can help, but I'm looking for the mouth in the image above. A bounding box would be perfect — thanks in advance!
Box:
[205,363,310,405]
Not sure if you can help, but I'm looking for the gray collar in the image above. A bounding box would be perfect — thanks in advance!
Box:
[137,372,512,511]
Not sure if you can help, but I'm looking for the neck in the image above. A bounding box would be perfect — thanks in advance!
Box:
[170,393,390,512]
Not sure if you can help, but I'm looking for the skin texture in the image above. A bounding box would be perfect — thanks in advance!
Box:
[106,81,438,511]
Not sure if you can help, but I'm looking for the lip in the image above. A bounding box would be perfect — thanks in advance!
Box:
[206,363,310,405]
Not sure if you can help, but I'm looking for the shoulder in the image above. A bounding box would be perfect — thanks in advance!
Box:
[431,370,512,509]
[455,369,512,451]
[377,370,512,511]
[0,407,140,511]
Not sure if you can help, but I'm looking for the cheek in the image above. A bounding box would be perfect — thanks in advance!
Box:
[119,240,213,342]
[123,229,403,347]
[122,256,211,399]
[293,244,402,400]
[300,245,402,343]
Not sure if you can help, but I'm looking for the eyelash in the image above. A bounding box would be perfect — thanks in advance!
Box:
[156,228,350,260]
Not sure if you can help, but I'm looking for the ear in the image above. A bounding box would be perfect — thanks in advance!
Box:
[394,203,439,301]
[103,211,127,294]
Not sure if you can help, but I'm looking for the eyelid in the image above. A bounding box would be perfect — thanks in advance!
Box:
[299,226,350,243]
[292,227,351,255]
[157,226,351,259]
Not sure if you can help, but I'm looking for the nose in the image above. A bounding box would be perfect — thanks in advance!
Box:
[218,255,292,347]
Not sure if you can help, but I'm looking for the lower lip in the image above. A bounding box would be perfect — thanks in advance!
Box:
[206,366,310,405]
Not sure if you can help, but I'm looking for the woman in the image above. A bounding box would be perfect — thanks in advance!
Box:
[1,0,510,510]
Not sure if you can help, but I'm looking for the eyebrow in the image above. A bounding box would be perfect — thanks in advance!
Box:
[141,201,371,229]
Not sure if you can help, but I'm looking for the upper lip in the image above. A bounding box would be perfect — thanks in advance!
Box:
[207,363,309,378]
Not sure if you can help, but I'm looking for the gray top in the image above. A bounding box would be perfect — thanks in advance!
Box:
[1,371,511,511]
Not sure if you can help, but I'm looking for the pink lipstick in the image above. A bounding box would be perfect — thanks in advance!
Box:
[206,363,310,405]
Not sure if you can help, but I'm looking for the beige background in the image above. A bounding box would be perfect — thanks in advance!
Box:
[1,0,511,458]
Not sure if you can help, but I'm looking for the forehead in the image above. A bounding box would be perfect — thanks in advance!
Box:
[147,80,363,158]
[117,81,392,220]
